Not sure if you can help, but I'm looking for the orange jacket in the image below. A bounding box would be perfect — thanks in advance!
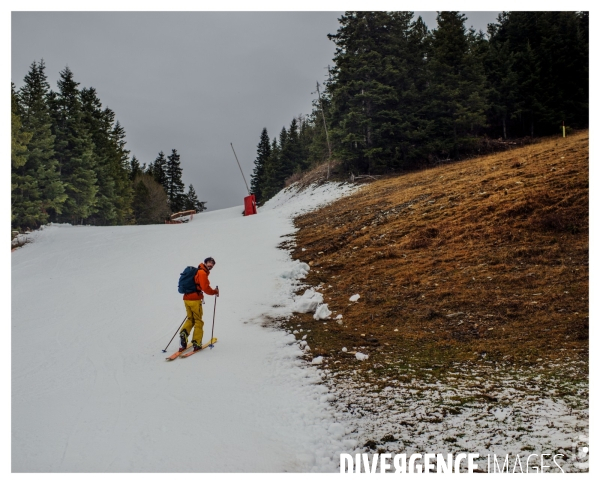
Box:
[183,263,217,300]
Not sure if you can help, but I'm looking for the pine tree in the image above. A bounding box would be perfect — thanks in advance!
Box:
[297,116,313,172]
[148,151,168,190]
[15,60,66,229]
[262,137,282,200]
[280,117,302,178]
[485,15,518,139]
[11,84,30,170]
[264,128,289,195]
[391,14,431,165]
[328,12,395,173]
[80,87,117,225]
[424,11,488,157]
[11,84,32,226]
[183,184,205,212]
[250,127,271,203]
[109,120,134,224]
[130,155,144,181]
[50,66,98,224]
[165,149,185,213]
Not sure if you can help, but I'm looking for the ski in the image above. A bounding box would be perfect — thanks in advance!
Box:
[165,343,193,361]
[180,338,218,358]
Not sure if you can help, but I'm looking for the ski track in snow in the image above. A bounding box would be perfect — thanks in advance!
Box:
[11,182,358,472]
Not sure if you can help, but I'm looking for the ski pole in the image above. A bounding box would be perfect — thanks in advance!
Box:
[209,286,218,348]
[161,315,187,352]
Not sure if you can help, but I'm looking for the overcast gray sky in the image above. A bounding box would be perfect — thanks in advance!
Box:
[12,11,501,211]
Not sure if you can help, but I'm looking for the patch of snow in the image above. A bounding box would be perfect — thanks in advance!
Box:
[281,261,310,280]
[492,407,511,422]
[293,288,323,313]
[11,181,359,472]
[328,422,346,439]
[314,303,332,320]
[324,360,588,473]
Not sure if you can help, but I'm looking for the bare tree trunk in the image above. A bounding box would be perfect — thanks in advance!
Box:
[316,82,332,179]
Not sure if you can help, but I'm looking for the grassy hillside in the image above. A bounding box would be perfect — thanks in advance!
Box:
[287,131,588,376]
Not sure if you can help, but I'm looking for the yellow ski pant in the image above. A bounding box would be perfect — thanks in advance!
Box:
[182,299,204,345]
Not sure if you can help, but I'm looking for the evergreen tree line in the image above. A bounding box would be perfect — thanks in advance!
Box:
[249,115,319,203]
[132,149,206,224]
[11,60,206,230]
[251,11,588,201]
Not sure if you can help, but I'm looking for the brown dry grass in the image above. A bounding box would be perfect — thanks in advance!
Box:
[284,159,342,189]
[285,131,588,375]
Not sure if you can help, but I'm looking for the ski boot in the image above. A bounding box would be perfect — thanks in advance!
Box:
[179,330,189,352]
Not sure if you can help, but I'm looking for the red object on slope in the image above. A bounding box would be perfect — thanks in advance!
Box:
[244,194,257,216]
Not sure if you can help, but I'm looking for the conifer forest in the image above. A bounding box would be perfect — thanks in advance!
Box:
[12,12,588,229]
[250,11,588,204]
[11,62,205,230]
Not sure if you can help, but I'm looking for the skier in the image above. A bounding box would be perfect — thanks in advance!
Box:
[179,257,219,352]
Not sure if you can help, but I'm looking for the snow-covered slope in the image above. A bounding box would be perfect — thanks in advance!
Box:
[11,182,357,472]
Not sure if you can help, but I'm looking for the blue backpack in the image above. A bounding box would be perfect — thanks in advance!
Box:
[178,266,201,294]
